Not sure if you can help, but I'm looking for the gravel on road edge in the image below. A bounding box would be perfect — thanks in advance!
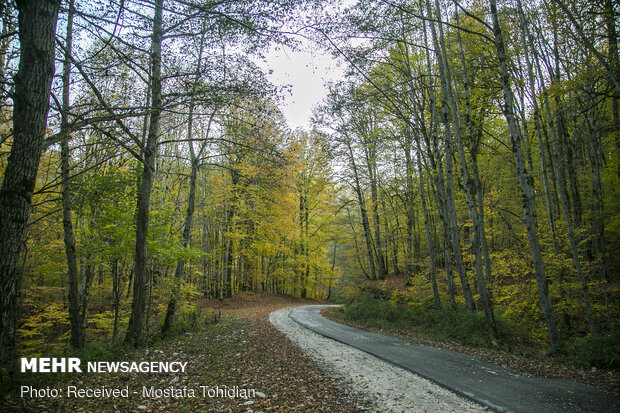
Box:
[270,307,490,413]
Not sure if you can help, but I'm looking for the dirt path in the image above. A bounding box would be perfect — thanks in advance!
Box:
[204,294,374,412]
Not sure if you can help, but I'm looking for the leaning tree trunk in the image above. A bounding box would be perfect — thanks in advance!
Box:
[0,0,59,367]
[490,0,560,346]
[516,0,560,255]
[125,0,163,346]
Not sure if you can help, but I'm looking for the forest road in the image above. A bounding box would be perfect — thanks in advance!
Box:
[289,305,620,413]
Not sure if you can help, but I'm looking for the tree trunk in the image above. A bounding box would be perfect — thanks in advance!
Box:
[162,158,197,335]
[425,0,474,313]
[490,0,560,346]
[366,142,387,280]
[0,0,59,367]
[346,135,377,280]
[414,133,440,309]
[403,125,417,281]
[517,0,561,255]
[125,0,163,346]
[112,258,120,341]
[415,27,458,309]
[162,36,210,333]
[60,0,82,349]
[449,4,496,338]
[79,259,95,346]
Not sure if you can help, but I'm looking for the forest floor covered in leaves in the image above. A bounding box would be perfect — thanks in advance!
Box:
[2,293,372,412]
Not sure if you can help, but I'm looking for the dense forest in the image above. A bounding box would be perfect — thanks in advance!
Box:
[0,0,618,377]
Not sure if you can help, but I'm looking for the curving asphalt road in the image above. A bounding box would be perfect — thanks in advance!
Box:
[289,305,620,413]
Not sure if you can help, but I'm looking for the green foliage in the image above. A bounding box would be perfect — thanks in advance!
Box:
[339,296,517,348]
[168,306,215,336]
[17,312,68,357]
[71,340,132,362]
[17,292,70,357]
[569,331,620,369]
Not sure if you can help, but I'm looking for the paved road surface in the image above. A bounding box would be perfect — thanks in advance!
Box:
[289,305,620,413]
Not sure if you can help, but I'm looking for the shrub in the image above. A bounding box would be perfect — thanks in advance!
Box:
[339,296,523,348]
[72,340,132,361]
[571,331,620,369]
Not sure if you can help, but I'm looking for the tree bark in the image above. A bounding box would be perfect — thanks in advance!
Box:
[517,0,561,255]
[59,0,83,349]
[345,133,377,280]
[364,135,387,280]
[429,0,495,338]
[125,0,163,346]
[0,0,59,367]
[414,132,440,309]
[490,0,560,346]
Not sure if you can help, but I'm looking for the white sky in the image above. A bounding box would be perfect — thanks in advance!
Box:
[255,41,345,130]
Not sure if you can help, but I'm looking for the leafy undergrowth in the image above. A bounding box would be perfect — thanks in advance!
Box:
[2,293,372,412]
[323,299,620,392]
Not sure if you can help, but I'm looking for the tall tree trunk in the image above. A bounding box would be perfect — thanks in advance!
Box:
[414,133,440,309]
[403,125,417,281]
[449,4,496,338]
[112,258,120,341]
[528,4,597,337]
[0,0,59,367]
[162,35,210,333]
[125,0,163,346]
[346,135,377,280]
[366,143,387,280]
[490,0,560,346]
[425,0,475,314]
[517,0,561,255]
[415,28,459,309]
[60,0,82,349]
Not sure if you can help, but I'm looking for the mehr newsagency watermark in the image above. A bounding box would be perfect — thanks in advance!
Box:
[19,357,260,400]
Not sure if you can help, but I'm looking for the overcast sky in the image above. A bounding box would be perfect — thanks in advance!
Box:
[255,41,345,131]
